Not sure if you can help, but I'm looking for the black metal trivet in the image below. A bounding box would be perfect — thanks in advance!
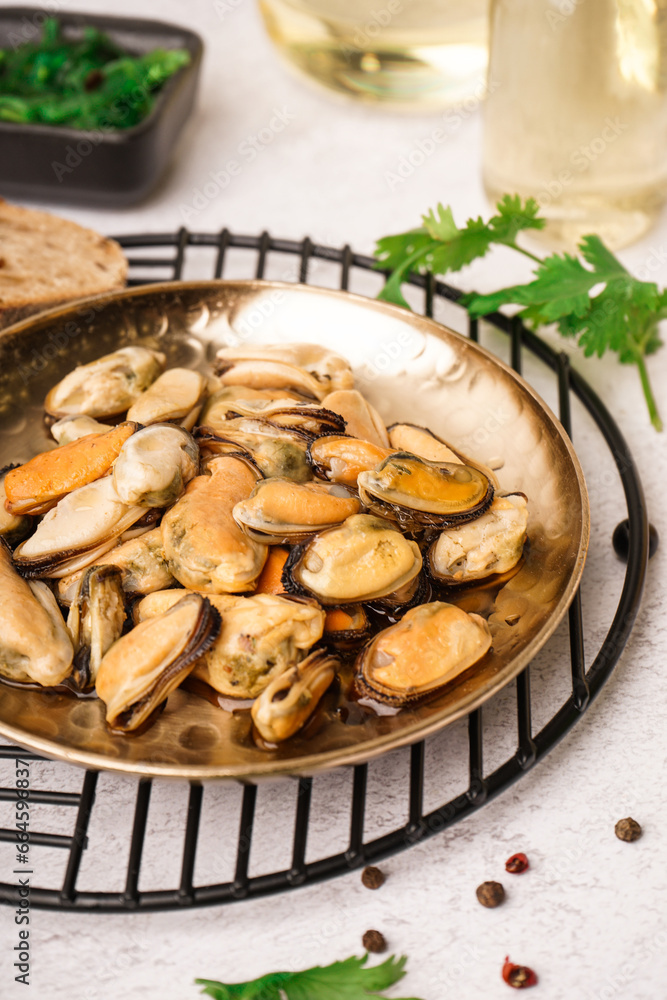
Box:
[0,230,651,912]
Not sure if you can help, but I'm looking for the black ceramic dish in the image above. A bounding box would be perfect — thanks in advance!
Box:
[0,8,203,206]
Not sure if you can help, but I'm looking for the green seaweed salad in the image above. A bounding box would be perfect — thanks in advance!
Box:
[0,18,190,130]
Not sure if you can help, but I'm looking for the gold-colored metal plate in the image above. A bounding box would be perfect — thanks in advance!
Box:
[0,281,589,780]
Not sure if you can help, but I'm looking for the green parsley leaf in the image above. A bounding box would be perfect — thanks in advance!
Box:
[374,196,545,309]
[374,197,663,431]
[195,954,423,1000]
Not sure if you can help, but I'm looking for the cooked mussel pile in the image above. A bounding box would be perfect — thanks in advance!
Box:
[0,342,529,744]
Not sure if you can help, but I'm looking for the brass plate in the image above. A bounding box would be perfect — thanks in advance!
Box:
[0,281,589,780]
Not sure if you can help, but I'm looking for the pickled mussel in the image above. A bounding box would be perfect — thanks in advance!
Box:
[216,398,345,437]
[322,389,389,447]
[45,346,165,419]
[282,514,422,605]
[307,435,393,487]
[4,421,138,515]
[0,467,31,544]
[95,593,221,732]
[126,367,208,429]
[355,602,492,706]
[197,421,312,483]
[198,386,307,431]
[13,476,146,578]
[67,565,126,691]
[112,424,199,507]
[161,455,268,593]
[214,342,354,400]
[358,452,494,530]
[51,415,115,445]
[233,478,361,544]
[428,494,528,584]
[135,589,325,699]
[251,648,338,742]
[0,545,73,686]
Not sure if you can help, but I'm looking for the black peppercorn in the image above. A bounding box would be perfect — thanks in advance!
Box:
[361,865,385,889]
[362,929,386,953]
[476,880,505,908]
[615,817,642,842]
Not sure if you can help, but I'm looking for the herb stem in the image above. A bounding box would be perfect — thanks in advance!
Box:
[504,241,544,265]
[635,354,663,431]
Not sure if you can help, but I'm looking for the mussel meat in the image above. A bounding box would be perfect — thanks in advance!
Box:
[214,342,354,400]
[357,452,494,529]
[428,494,528,584]
[45,346,165,419]
[161,455,268,593]
[95,593,221,732]
[4,421,138,515]
[13,476,146,578]
[282,513,422,605]
[307,435,393,487]
[233,478,361,544]
[126,367,207,429]
[112,424,199,507]
[135,589,325,699]
[0,545,73,685]
[355,601,492,706]
[251,648,338,742]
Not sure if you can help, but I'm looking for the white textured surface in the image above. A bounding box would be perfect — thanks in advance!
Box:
[1,1,667,998]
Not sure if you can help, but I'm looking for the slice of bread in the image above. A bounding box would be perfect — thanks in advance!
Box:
[0,199,128,330]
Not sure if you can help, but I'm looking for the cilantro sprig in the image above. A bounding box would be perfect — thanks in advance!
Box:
[375,197,664,431]
[196,954,423,1000]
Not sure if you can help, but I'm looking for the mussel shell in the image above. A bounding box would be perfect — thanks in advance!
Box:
[220,399,346,437]
[95,593,221,733]
[281,513,423,606]
[354,601,492,706]
[357,452,494,529]
[233,477,361,544]
[13,476,146,578]
[68,565,126,693]
[196,422,312,483]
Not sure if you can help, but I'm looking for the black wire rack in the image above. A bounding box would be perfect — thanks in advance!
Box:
[0,229,651,912]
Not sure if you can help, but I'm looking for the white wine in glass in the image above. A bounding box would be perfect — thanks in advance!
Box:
[258,0,489,110]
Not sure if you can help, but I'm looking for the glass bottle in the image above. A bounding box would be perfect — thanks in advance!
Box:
[258,0,489,110]
[483,0,667,249]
